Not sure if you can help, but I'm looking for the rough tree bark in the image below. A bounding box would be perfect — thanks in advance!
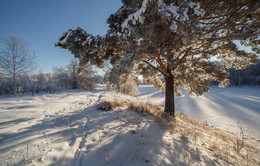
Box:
[164,69,175,116]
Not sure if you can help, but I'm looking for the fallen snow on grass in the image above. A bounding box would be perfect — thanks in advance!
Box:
[0,86,259,165]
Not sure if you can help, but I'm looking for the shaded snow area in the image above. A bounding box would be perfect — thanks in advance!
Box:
[0,86,259,165]
[137,85,260,142]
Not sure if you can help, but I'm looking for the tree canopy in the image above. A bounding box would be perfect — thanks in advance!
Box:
[56,0,259,115]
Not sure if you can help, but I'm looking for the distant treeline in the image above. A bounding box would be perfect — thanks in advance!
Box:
[0,72,102,96]
[211,60,260,87]
[227,62,260,87]
[0,59,103,96]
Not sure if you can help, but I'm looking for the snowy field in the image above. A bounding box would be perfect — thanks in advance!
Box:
[0,85,259,165]
[137,85,260,141]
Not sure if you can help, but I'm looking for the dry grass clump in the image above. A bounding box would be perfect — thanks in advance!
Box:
[174,113,205,143]
[97,100,203,134]
[185,116,200,126]
[97,99,174,129]
[127,101,164,118]
[110,100,127,108]
[213,129,232,142]
[96,100,127,111]
[178,127,201,142]
[97,99,164,118]
[177,113,208,130]
[210,140,221,151]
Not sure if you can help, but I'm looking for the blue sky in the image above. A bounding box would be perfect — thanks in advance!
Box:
[0,0,122,73]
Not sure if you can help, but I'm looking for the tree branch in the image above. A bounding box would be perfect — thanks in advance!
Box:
[181,47,192,60]
[155,23,168,76]
[200,0,207,9]
[206,34,255,41]
[156,46,167,76]
[206,1,249,34]
[202,0,220,17]
[142,60,167,78]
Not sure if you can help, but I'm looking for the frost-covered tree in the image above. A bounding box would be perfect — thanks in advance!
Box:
[120,72,139,96]
[104,64,139,95]
[56,0,259,116]
[104,66,120,91]
[54,59,94,90]
[0,34,36,94]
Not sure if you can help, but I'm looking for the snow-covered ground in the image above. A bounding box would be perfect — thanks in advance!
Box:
[137,85,260,142]
[0,85,259,165]
[0,89,102,165]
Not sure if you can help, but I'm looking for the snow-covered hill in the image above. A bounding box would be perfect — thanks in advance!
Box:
[137,85,260,141]
[0,86,259,165]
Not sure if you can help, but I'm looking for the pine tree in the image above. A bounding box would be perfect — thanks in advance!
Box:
[56,0,259,117]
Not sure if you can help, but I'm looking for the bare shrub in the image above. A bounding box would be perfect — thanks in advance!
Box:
[233,120,245,154]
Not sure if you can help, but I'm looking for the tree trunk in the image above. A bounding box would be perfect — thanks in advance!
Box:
[13,72,16,95]
[164,69,175,117]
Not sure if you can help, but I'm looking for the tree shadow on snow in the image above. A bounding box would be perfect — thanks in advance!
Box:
[0,104,103,165]
[49,108,220,166]
[1,101,222,166]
